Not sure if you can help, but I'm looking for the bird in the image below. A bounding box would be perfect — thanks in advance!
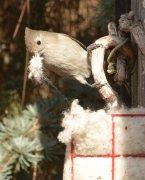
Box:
[25,27,91,86]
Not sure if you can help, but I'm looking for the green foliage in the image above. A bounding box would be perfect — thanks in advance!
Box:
[0,105,42,179]
[0,96,65,179]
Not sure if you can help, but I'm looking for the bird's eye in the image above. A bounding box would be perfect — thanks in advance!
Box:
[37,40,41,45]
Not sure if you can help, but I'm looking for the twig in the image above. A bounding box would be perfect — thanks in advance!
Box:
[26,0,30,16]
[21,51,29,108]
[107,38,129,74]
[21,0,30,108]
[90,47,120,108]
[32,160,38,180]
[12,1,27,39]
[33,113,38,180]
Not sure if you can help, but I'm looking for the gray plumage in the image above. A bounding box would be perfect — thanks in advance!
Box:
[25,28,90,84]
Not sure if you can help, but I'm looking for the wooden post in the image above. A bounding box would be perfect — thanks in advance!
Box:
[115,0,132,107]
[91,47,120,108]
[116,0,145,106]
[131,0,145,106]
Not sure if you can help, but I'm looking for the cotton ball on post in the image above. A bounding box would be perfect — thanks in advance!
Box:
[58,99,111,156]
[58,100,89,144]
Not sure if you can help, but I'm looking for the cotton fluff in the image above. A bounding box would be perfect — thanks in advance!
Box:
[28,53,44,83]
[58,99,112,155]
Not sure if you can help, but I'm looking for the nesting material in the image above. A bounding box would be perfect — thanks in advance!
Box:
[28,53,44,83]
[58,100,145,180]
[58,100,112,155]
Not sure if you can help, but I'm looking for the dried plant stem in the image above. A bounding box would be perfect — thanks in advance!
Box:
[32,161,38,180]
[32,122,38,180]
[13,1,27,39]
[21,51,29,108]
[21,0,30,108]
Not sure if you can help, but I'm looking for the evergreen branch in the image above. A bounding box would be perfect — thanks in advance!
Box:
[0,98,64,179]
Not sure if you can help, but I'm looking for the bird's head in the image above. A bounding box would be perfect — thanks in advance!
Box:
[25,27,46,55]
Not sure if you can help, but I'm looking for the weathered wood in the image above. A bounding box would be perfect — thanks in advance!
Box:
[131,24,145,57]
[114,54,126,85]
[91,47,119,108]
[138,51,145,106]
[88,22,134,76]
[119,11,145,59]
[87,22,125,52]
[88,22,136,107]
[107,38,129,74]
[119,9,145,106]
[87,35,123,51]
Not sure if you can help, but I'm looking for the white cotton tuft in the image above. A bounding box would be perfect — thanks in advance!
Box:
[28,53,44,82]
[58,99,111,155]
[58,100,89,144]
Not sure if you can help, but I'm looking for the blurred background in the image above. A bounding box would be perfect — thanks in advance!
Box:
[0,0,115,180]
